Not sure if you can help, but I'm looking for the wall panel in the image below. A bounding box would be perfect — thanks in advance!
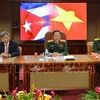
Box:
[0,3,11,34]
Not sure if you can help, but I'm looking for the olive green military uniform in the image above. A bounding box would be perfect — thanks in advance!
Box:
[93,37,100,80]
[46,39,68,56]
[93,37,100,53]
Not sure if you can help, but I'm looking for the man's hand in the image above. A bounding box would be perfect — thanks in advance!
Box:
[50,52,62,56]
[0,53,9,58]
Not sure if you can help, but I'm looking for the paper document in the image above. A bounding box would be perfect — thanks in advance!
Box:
[64,55,76,60]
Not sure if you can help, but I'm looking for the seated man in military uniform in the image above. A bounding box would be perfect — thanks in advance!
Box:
[93,37,100,81]
[45,30,68,56]
[93,38,100,53]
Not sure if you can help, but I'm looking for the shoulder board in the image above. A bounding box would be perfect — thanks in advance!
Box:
[60,39,66,42]
[47,39,53,42]
[94,38,100,41]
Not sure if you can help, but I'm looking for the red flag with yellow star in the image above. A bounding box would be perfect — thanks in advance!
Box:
[50,3,87,40]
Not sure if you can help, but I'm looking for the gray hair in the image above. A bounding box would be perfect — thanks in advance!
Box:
[0,31,10,37]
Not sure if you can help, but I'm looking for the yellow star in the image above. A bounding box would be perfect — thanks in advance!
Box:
[51,6,84,31]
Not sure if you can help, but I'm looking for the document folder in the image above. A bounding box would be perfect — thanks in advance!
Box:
[64,55,76,60]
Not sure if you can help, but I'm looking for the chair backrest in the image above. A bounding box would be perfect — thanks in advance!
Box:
[86,41,93,55]
[44,31,67,50]
[18,46,22,56]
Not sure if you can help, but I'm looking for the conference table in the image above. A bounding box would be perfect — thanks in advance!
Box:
[0,54,99,92]
[0,57,16,92]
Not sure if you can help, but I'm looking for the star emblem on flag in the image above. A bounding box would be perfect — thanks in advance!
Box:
[23,20,32,33]
[51,6,84,31]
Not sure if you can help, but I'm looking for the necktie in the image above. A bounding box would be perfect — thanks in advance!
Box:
[5,45,8,54]
[55,42,59,46]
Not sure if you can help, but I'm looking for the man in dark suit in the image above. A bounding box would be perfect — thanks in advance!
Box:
[46,30,68,56]
[0,31,20,57]
[0,31,20,87]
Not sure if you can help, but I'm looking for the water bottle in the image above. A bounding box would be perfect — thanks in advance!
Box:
[44,49,49,61]
[0,56,3,62]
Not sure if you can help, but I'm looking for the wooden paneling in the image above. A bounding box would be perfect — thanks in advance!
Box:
[0,3,12,33]
[30,71,90,90]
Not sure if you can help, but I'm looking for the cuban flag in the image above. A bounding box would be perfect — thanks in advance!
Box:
[20,3,58,41]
